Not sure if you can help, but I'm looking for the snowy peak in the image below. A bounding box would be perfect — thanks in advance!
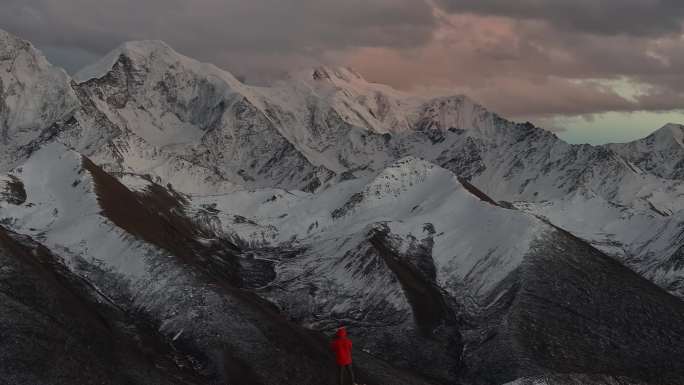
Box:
[113,39,175,58]
[68,37,511,191]
[416,95,499,134]
[606,123,684,180]
[0,29,79,171]
[613,123,684,151]
[268,65,424,136]
[649,123,684,148]
[333,157,500,221]
[74,40,171,83]
[310,65,365,83]
[286,65,369,88]
[68,38,327,192]
[75,39,245,89]
[283,64,399,104]
[0,28,29,55]
[72,38,256,145]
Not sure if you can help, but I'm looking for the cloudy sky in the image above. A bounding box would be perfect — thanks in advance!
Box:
[3,0,683,143]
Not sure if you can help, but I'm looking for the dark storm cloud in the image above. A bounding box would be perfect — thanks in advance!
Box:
[0,0,435,64]
[1,0,683,119]
[434,0,684,37]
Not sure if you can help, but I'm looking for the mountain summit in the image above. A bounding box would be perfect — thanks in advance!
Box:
[0,30,78,171]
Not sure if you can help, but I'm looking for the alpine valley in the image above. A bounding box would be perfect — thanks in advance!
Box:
[1,29,684,385]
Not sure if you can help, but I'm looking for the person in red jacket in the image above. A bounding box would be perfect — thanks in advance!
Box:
[330,326,356,385]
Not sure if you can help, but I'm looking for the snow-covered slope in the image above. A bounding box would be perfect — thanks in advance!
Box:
[188,157,684,384]
[189,157,542,297]
[0,143,438,385]
[271,157,542,298]
[4,140,684,385]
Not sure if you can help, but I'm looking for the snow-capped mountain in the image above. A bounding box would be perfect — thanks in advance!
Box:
[1,28,684,385]
[0,30,78,172]
[65,39,338,194]
[0,142,436,385]
[607,123,684,180]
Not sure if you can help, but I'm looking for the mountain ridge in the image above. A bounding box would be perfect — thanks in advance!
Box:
[3,26,682,299]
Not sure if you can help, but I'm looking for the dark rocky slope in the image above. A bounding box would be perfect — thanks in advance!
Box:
[0,226,205,385]
[464,230,684,385]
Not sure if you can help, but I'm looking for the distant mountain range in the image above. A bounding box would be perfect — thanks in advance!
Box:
[1,28,683,385]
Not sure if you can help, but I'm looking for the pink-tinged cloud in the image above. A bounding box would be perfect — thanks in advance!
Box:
[2,0,683,118]
[341,10,683,118]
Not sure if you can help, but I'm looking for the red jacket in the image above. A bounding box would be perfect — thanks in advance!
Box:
[330,327,353,366]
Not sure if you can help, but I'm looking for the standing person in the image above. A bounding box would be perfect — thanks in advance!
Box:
[330,326,356,385]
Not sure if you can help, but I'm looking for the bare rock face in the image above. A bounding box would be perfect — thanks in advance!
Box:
[464,230,684,385]
[0,175,25,205]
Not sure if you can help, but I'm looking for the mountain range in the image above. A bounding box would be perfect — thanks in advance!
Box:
[1,28,684,385]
